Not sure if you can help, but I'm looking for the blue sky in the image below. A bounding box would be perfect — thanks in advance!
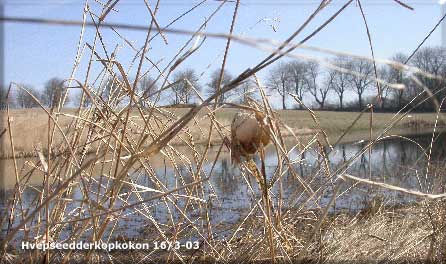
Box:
[3,0,444,106]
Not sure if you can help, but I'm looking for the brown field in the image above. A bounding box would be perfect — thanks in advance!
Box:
[0,107,442,159]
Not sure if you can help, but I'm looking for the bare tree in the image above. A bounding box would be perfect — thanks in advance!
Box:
[171,69,200,105]
[98,76,124,106]
[410,47,446,110]
[0,85,7,109]
[305,61,330,109]
[137,75,158,107]
[348,59,374,109]
[267,62,292,110]
[377,66,393,109]
[15,85,40,108]
[387,53,408,109]
[238,77,257,104]
[330,56,352,109]
[207,68,233,105]
[41,78,69,108]
[287,61,307,109]
[74,90,92,108]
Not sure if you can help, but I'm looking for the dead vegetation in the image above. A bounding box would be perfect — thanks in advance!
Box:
[322,200,446,263]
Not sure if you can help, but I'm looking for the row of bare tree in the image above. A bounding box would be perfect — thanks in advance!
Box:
[169,68,244,105]
[166,46,446,111]
[268,46,446,111]
[0,78,70,109]
[1,46,445,111]
[0,69,235,109]
[268,57,380,110]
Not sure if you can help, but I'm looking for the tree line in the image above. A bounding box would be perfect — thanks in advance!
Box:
[0,78,71,109]
[268,46,446,111]
[0,68,246,109]
[1,46,445,111]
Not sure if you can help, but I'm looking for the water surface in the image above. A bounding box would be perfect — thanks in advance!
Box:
[1,132,445,241]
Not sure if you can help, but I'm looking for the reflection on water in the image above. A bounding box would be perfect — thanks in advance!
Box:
[128,132,446,237]
[1,132,446,240]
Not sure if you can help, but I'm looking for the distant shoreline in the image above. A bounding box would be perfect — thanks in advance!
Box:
[1,108,444,159]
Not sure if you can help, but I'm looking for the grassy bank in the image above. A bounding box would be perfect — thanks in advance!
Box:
[0,108,443,159]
